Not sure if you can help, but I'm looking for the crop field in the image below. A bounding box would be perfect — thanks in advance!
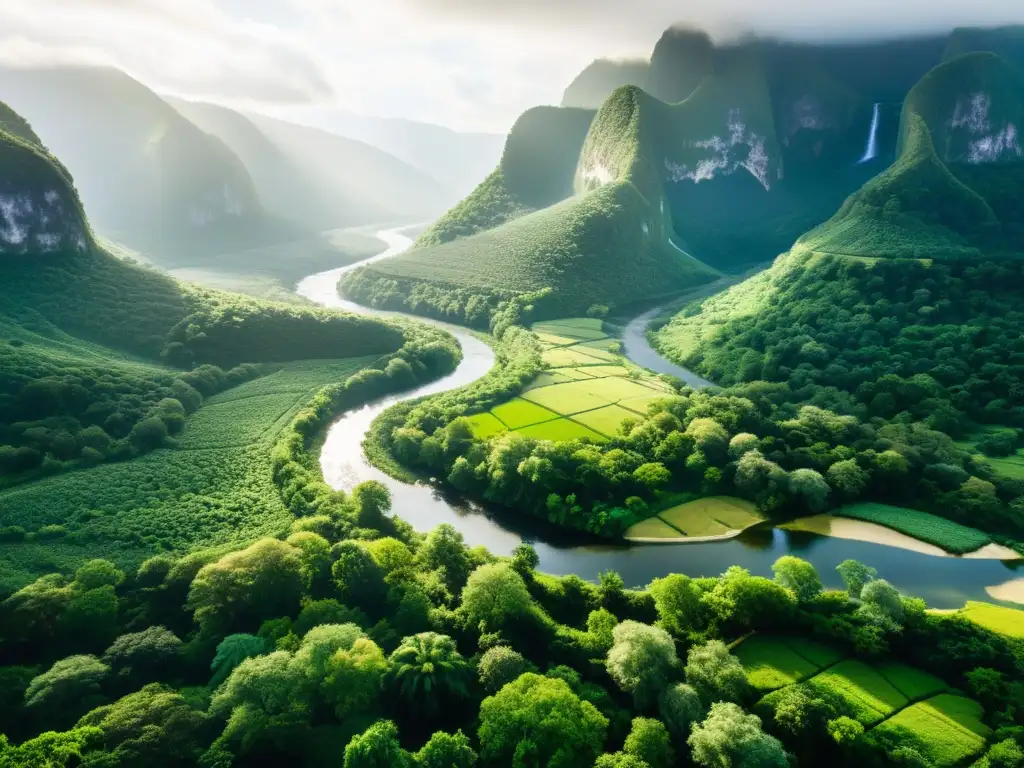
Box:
[734,636,823,692]
[807,660,909,725]
[874,661,947,701]
[782,637,846,668]
[622,515,681,539]
[467,317,680,444]
[872,695,989,767]
[490,399,560,430]
[835,503,991,554]
[959,601,1024,638]
[627,496,765,540]
[0,357,372,594]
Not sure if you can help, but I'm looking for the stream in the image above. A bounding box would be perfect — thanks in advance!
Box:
[296,228,1021,607]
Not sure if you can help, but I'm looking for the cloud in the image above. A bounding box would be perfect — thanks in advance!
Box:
[0,0,334,103]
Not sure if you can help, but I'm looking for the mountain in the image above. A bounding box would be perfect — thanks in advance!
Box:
[278,109,505,198]
[416,105,598,247]
[561,58,651,109]
[171,99,450,230]
[651,51,1024,436]
[645,27,715,104]
[0,65,303,258]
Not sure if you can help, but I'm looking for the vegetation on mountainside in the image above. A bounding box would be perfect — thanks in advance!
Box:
[343,183,718,327]
[0,103,41,146]
[561,58,651,110]
[416,106,597,247]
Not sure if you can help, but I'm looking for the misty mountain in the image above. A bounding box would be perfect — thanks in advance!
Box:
[561,59,651,109]
[171,99,450,230]
[279,109,505,198]
[0,65,299,258]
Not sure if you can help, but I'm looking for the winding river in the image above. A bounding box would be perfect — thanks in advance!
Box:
[296,228,1021,608]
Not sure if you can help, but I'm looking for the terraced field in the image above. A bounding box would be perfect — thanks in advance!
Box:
[624,496,765,541]
[957,601,1024,638]
[465,318,676,443]
[835,502,992,554]
[746,635,985,766]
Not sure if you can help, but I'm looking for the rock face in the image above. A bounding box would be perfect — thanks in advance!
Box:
[0,104,90,256]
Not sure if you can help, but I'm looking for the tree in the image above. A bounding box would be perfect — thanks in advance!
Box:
[649,574,705,638]
[24,655,109,729]
[826,459,869,498]
[364,538,414,577]
[387,633,470,715]
[293,623,366,681]
[210,634,268,688]
[419,524,473,593]
[729,433,760,459]
[74,559,125,590]
[835,560,877,599]
[477,646,531,693]
[733,451,787,508]
[460,564,533,631]
[768,684,836,743]
[210,651,310,719]
[0,727,103,768]
[860,579,904,625]
[323,638,387,719]
[623,717,674,768]
[788,469,831,511]
[827,716,863,747]
[510,543,539,577]
[129,417,168,451]
[415,730,478,768]
[76,683,208,766]
[688,702,788,768]
[634,463,671,492]
[771,556,823,604]
[659,683,703,745]
[606,621,679,709]
[344,720,412,768]
[702,566,794,632]
[985,739,1024,768]
[102,626,182,687]
[332,542,387,611]
[187,539,308,634]
[477,673,607,768]
[293,599,368,636]
[684,641,749,706]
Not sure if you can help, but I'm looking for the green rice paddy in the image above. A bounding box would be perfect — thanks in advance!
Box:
[807,660,910,725]
[466,317,677,444]
[872,695,989,766]
[624,496,765,541]
[835,502,991,554]
[958,601,1024,639]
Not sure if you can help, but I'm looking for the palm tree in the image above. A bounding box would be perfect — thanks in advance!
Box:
[387,632,470,714]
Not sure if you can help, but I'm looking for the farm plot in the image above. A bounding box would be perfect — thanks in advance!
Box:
[516,420,607,442]
[734,636,825,692]
[835,503,991,554]
[872,694,990,767]
[959,601,1024,638]
[658,497,764,537]
[806,660,909,725]
[491,399,560,430]
[874,661,947,701]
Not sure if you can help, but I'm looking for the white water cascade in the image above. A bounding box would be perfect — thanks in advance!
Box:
[858,102,881,163]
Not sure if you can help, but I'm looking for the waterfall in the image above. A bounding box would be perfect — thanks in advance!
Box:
[858,103,881,163]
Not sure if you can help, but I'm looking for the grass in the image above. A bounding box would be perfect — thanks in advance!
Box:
[782,637,846,668]
[874,661,948,701]
[873,694,990,767]
[834,503,991,554]
[959,601,1024,638]
[466,413,510,440]
[621,516,681,539]
[516,419,607,442]
[542,348,609,368]
[572,405,641,437]
[734,636,821,692]
[807,660,908,725]
[521,384,610,415]
[491,399,560,430]
[0,358,373,594]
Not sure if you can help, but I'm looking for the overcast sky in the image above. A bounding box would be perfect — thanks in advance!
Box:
[1,0,1022,134]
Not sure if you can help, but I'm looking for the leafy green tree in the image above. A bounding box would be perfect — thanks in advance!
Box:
[771,556,823,604]
[418,524,473,594]
[74,560,125,590]
[634,463,671,492]
[702,566,794,632]
[684,641,749,706]
[293,623,366,681]
[332,542,387,611]
[209,634,267,688]
[606,621,679,709]
[623,717,674,768]
[187,539,309,634]
[364,538,414,577]
[322,638,387,719]
[768,684,836,744]
[60,585,121,654]
[76,684,208,766]
[860,579,905,625]
[414,730,478,768]
[688,702,787,768]
[344,720,412,768]
[509,543,540,577]
[461,563,533,631]
[285,532,333,588]
[733,451,787,508]
[477,646,531,693]
[102,626,182,687]
[210,651,310,719]
[826,459,869,498]
[659,683,703,745]
[386,633,470,715]
[293,599,368,636]
[788,469,831,511]
[352,481,393,529]
[648,573,705,638]
[24,655,110,729]
[477,673,607,768]
[984,739,1024,768]
[0,727,103,768]
[836,560,877,599]
[827,716,863,746]
[594,754,649,768]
